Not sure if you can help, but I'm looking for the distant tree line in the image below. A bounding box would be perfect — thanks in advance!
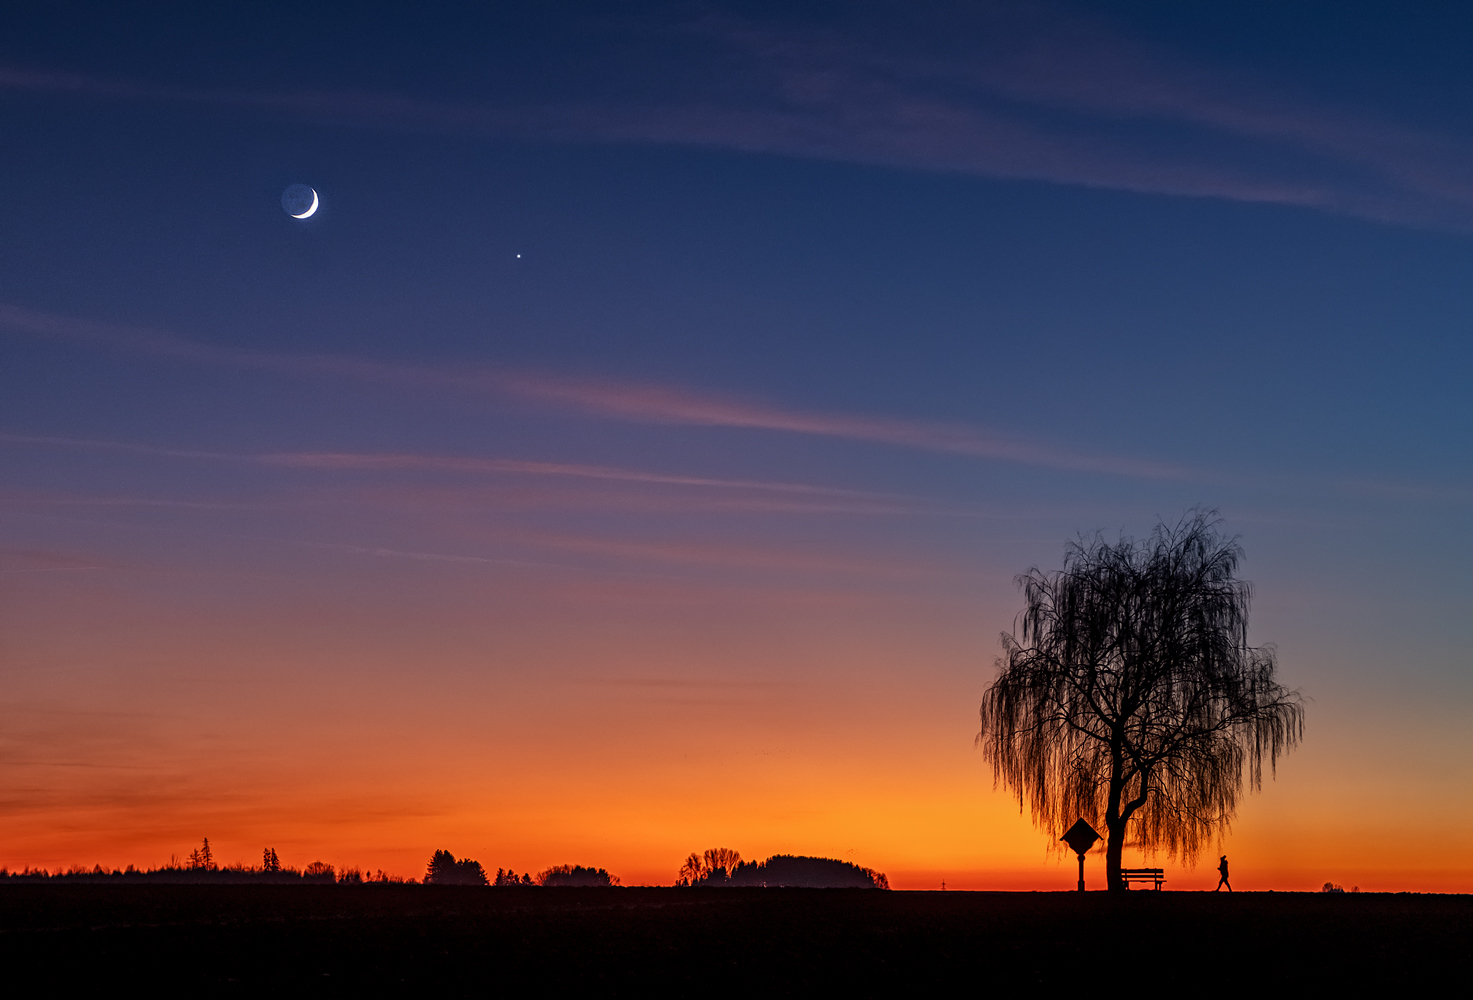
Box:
[1,840,884,889]
[0,839,412,885]
[676,848,889,889]
[423,851,618,887]
[0,841,617,888]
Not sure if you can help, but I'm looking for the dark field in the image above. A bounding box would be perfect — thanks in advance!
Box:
[1,885,1467,993]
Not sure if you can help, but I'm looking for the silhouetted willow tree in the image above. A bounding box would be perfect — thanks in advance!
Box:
[977,512,1304,891]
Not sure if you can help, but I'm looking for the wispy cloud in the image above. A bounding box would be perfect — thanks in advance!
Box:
[684,5,1473,228]
[3,4,1472,228]
[313,530,959,582]
[0,479,962,583]
[0,434,1010,518]
[0,547,113,573]
[0,430,925,505]
[310,542,533,569]
[0,304,1187,479]
[500,372,1190,478]
[486,528,956,580]
[253,451,903,500]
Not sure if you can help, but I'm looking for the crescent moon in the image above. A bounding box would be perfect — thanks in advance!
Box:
[292,188,319,219]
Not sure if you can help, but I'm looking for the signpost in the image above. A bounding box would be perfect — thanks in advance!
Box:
[1060,819,1101,892]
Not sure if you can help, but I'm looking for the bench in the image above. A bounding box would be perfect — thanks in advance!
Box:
[1120,868,1165,890]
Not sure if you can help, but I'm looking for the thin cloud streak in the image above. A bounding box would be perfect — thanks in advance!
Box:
[325,533,951,582]
[0,548,114,573]
[689,7,1473,229]
[504,372,1189,478]
[0,430,926,504]
[0,437,1021,519]
[354,483,943,518]
[0,304,1187,479]
[0,480,945,521]
[10,419,1463,515]
[317,542,534,569]
[488,529,960,580]
[3,492,963,584]
[254,451,903,500]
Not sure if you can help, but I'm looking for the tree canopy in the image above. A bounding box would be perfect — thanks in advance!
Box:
[977,511,1304,890]
[535,864,618,887]
[677,850,888,888]
[677,847,743,885]
[425,850,489,886]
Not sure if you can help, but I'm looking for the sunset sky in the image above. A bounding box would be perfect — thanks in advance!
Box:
[2,2,1471,891]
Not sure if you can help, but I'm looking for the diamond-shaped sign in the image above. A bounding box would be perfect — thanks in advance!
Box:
[1060,819,1101,856]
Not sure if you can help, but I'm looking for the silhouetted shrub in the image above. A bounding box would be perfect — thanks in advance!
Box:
[425,850,489,886]
[365,869,413,884]
[536,864,619,887]
[303,861,336,883]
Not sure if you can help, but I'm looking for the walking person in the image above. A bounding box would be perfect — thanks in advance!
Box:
[1215,855,1231,892]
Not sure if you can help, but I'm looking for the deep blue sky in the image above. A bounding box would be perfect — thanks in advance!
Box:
[1,2,1470,883]
[3,2,1471,475]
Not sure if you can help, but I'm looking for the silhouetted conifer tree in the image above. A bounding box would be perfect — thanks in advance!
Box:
[187,838,214,870]
[425,850,489,885]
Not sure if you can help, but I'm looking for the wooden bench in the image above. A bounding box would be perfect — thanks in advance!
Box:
[1120,868,1165,890]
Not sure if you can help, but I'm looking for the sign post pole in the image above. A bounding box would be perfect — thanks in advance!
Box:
[1060,819,1102,893]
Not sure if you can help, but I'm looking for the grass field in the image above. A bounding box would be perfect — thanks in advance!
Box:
[1,885,1466,993]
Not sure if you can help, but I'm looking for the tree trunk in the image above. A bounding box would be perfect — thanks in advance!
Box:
[1105,749,1126,891]
[1105,816,1126,891]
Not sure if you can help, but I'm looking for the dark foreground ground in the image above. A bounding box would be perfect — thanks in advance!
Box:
[1,885,1467,994]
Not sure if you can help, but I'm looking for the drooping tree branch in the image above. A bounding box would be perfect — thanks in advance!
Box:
[977,510,1305,887]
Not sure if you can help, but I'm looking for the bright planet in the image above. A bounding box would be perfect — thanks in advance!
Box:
[281,184,318,218]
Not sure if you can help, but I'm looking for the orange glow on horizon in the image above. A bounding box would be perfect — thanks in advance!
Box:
[5,458,1471,895]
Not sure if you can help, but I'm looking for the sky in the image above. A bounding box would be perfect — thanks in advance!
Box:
[1,1,1470,890]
